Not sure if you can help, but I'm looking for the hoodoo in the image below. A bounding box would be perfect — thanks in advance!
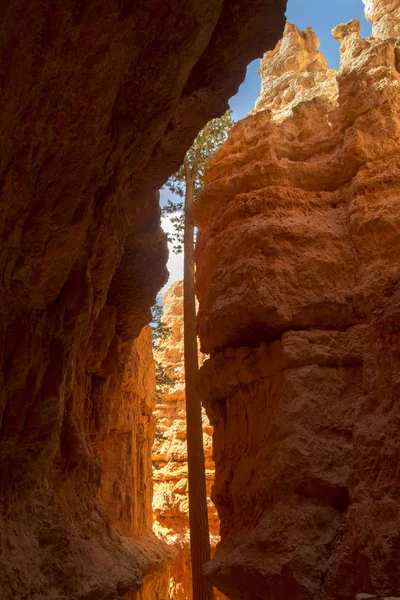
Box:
[0,1,286,598]
[194,3,400,599]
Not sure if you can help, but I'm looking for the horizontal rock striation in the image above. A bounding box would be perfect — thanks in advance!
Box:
[194,8,400,599]
[0,1,286,598]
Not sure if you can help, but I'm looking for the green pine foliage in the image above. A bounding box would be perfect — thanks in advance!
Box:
[162,110,234,254]
[151,302,173,403]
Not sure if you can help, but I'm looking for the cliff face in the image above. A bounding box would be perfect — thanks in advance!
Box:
[194,6,400,599]
[0,1,287,598]
[152,281,226,600]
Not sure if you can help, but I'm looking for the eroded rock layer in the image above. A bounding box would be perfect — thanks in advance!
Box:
[254,22,338,121]
[0,1,286,597]
[152,281,226,600]
[194,8,400,599]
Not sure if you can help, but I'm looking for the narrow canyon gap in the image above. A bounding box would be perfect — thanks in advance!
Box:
[152,281,228,600]
[0,1,287,598]
[194,0,400,598]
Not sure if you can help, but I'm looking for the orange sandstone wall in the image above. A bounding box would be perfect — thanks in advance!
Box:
[0,1,287,598]
[194,10,400,600]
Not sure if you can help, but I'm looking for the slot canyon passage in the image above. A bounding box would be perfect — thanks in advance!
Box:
[1,1,400,600]
[152,280,228,600]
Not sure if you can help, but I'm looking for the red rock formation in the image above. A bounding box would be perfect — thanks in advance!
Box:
[255,22,338,121]
[324,286,400,598]
[0,1,286,598]
[152,281,226,599]
[194,9,400,599]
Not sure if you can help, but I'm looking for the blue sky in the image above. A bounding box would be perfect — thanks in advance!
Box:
[160,0,372,291]
[229,0,372,121]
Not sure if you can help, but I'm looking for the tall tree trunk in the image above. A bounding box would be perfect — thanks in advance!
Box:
[183,158,214,600]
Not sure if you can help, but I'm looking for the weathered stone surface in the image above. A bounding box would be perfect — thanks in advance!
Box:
[255,23,338,121]
[195,7,400,599]
[199,329,363,599]
[152,281,226,599]
[0,1,286,597]
[323,286,400,598]
[0,327,170,600]
[98,327,156,538]
[195,14,400,356]
[363,0,400,38]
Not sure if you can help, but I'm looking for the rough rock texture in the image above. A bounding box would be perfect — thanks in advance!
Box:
[255,23,338,121]
[152,281,227,600]
[98,326,156,539]
[0,326,171,600]
[0,1,287,598]
[194,7,400,599]
[363,0,400,38]
[324,286,400,599]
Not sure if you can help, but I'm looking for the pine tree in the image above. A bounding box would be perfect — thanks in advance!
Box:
[163,111,233,600]
[151,302,173,403]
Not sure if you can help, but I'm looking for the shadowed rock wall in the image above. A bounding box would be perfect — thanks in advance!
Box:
[194,7,400,599]
[0,1,286,598]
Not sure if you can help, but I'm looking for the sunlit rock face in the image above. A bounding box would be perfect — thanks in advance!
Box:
[194,12,400,600]
[152,281,227,600]
[0,1,287,598]
[363,0,400,37]
[255,23,338,121]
